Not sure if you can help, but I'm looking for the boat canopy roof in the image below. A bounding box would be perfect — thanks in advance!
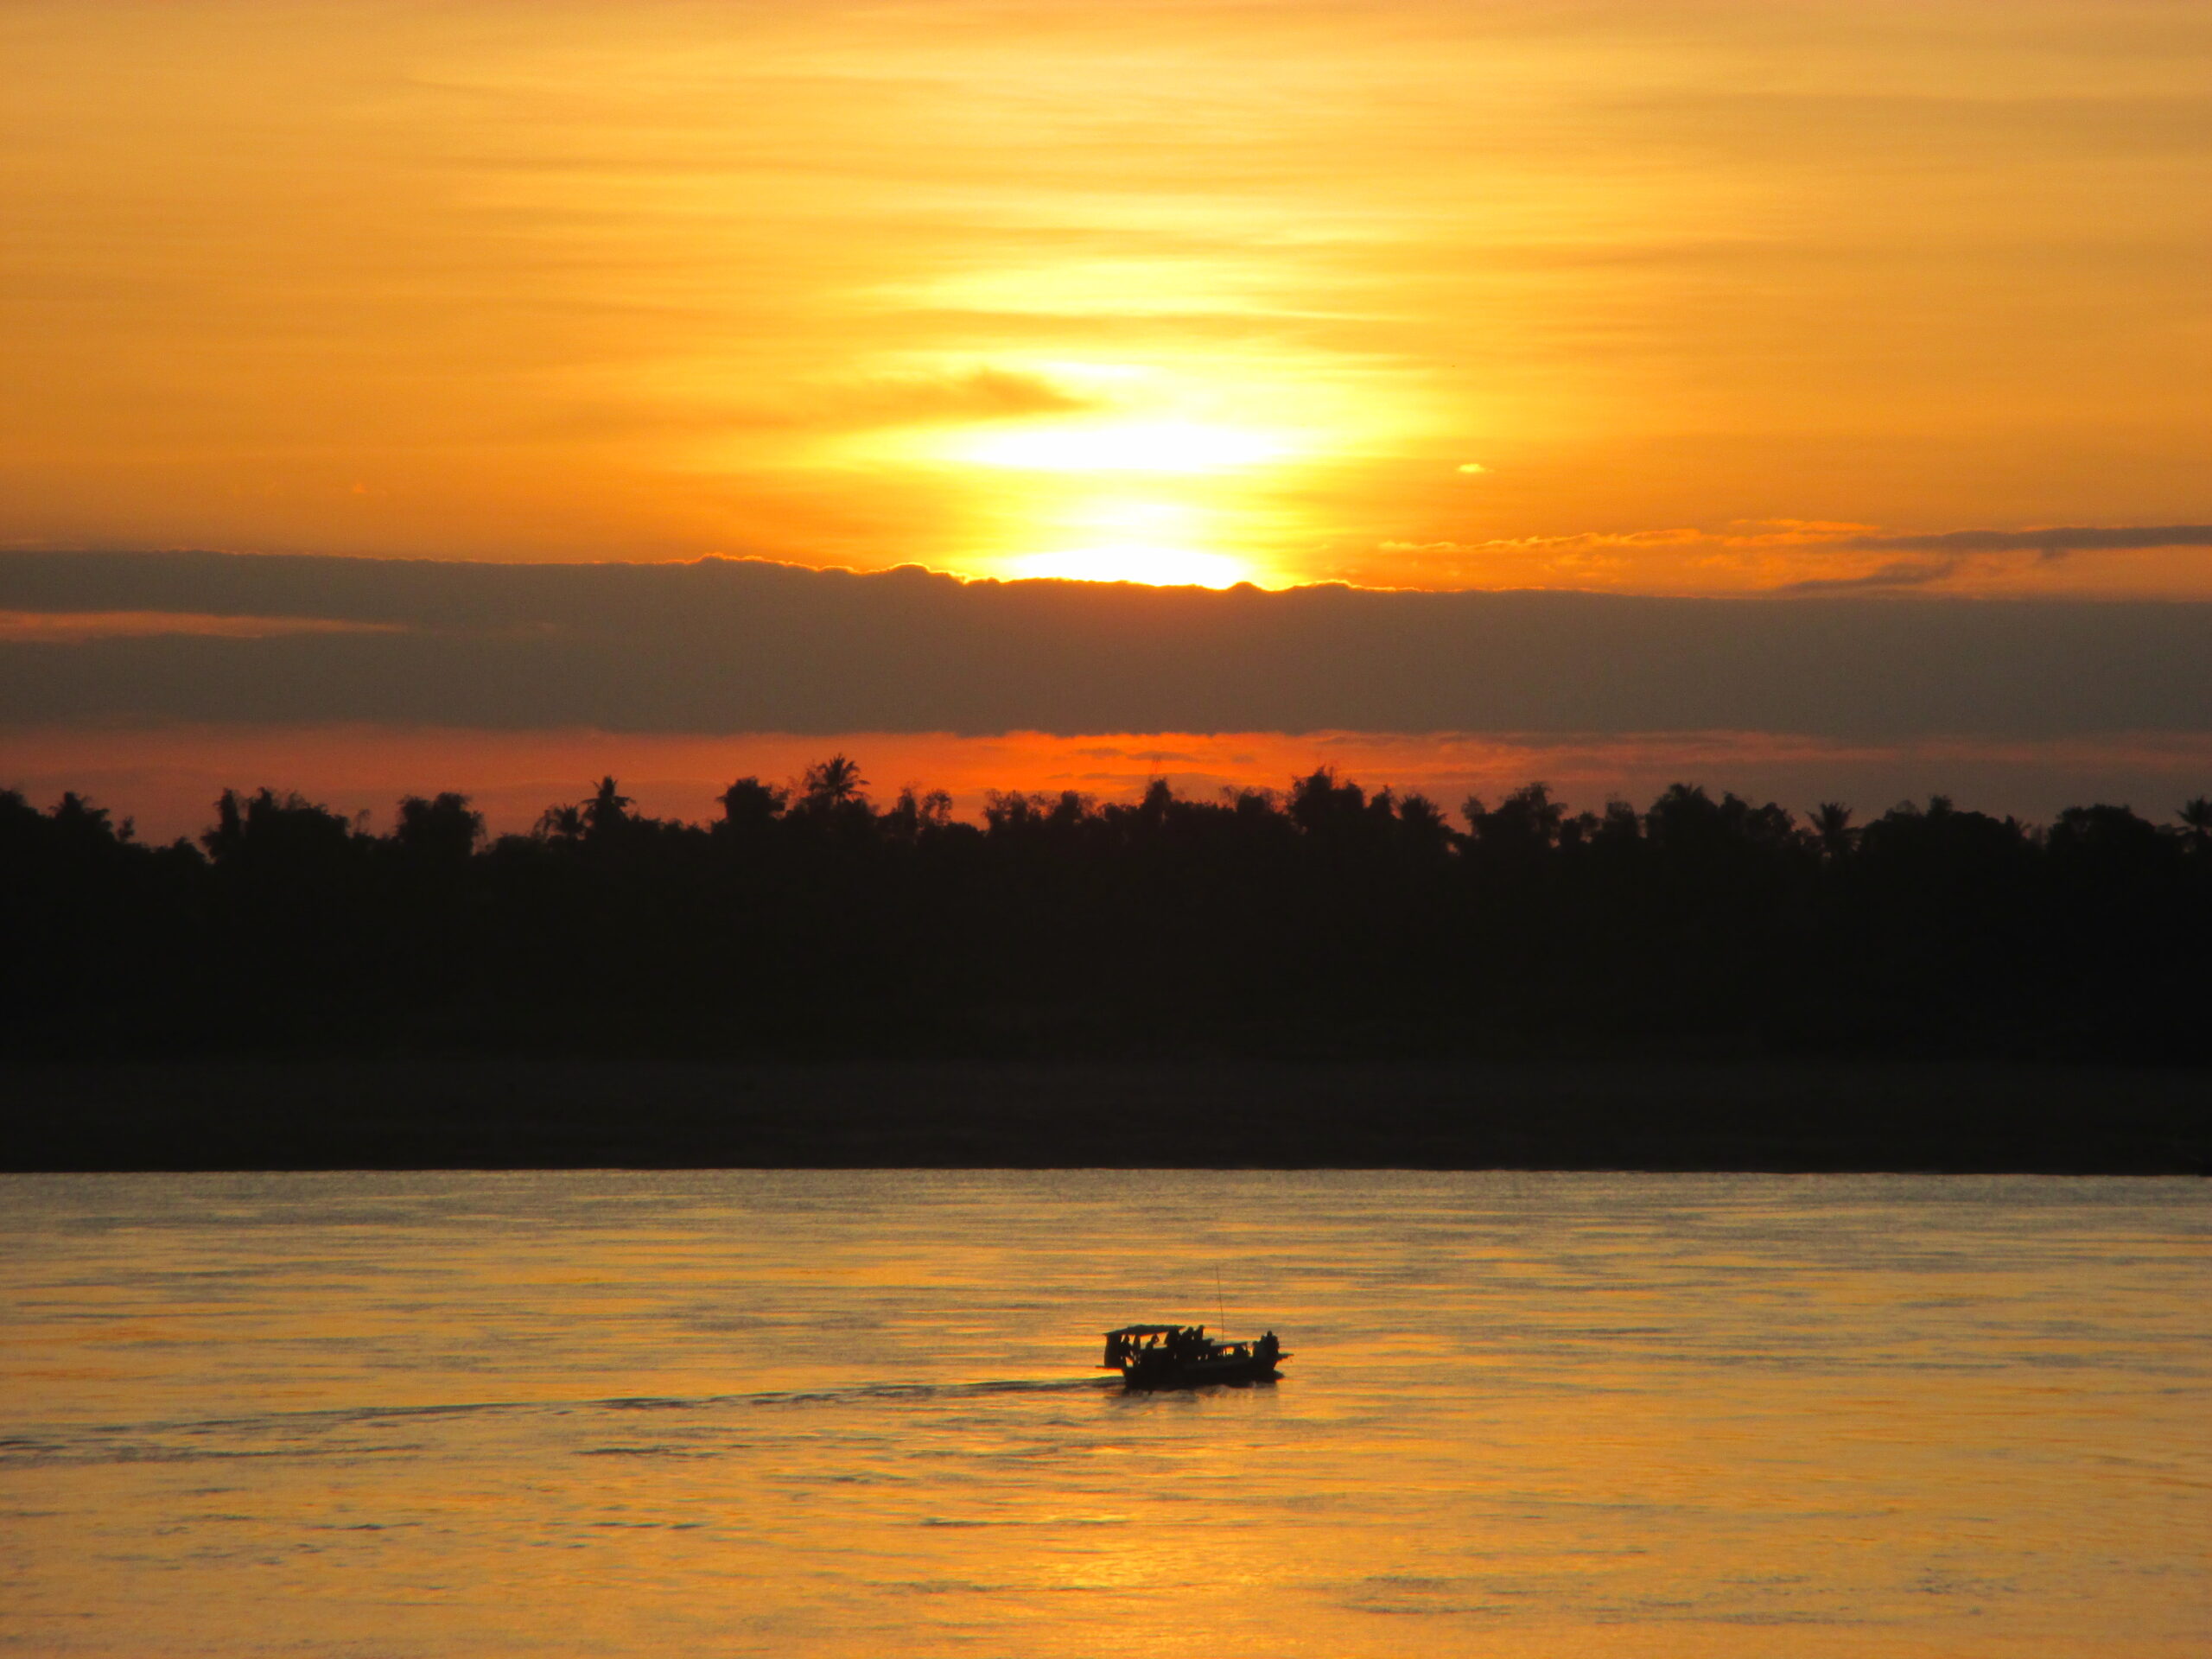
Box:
[1103,1324,1190,1338]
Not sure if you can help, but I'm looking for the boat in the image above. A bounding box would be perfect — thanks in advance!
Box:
[1101,1323,1287,1390]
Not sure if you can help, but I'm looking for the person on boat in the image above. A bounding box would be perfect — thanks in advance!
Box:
[1256,1332,1280,1367]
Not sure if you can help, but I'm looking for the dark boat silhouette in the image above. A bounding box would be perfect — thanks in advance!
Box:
[1102,1324,1287,1389]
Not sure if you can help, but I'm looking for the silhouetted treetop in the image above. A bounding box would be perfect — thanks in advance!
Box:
[717,776,788,831]
[394,792,484,865]
[201,788,362,870]
[2181,796,2212,852]
[582,776,635,841]
[1809,801,1858,861]
[799,754,866,810]
[3,764,2207,1061]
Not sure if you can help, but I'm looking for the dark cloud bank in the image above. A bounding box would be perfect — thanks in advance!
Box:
[3,550,2209,740]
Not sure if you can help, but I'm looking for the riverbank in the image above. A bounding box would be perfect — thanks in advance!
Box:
[2,1060,2203,1172]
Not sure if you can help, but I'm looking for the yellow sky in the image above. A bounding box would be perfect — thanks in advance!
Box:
[3,0,2208,594]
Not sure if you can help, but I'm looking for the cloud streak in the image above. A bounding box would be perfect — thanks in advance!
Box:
[1769,560,1961,595]
[1359,521,2212,595]
[3,551,2210,741]
[1838,524,2212,556]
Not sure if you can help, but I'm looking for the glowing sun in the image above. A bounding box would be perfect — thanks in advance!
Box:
[1004,545,1258,588]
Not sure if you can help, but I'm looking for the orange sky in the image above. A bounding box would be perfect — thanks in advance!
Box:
[13,724,2212,846]
[4,0,2209,596]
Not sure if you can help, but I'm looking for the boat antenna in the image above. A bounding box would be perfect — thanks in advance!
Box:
[1216,1265,1226,1333]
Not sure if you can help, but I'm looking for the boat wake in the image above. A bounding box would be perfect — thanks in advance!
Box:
[0,1376,1120,1468]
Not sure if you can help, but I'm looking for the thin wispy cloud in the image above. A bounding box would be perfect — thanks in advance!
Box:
[1839,525,2212,556]
[1360,522,2212,594]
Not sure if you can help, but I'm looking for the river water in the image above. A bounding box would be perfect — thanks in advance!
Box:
[2,1171,2204,1657]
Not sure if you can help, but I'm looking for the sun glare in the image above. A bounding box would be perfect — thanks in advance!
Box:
[951,420,1284,474]
[1004,546,1258,588]
[944,471,1281,589]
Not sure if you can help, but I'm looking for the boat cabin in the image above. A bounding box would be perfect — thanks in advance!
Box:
[1101,1325,1206,1369]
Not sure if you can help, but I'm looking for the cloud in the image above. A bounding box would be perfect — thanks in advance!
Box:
[828,368,1094,427]
[3,551,2211,742]
[1353,520,2212,595]
[0,608,400,642]
[1381,528,1711,557]
[1770,524,2212,590]
[1837,525,2212,557]
[547,370,1099,443]
[1770,559,1961,595]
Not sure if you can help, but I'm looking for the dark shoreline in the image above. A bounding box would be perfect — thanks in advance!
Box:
[3,1060,2204,1173]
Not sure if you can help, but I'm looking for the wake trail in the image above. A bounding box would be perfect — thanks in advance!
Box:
[0,1375,1120,1465]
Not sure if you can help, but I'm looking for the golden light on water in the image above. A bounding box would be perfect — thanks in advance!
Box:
[7,1173,2205,1658]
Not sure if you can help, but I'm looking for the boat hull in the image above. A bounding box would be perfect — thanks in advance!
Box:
[1120,1353,1282,1390]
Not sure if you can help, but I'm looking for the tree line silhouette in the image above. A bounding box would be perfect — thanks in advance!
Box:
[6,760,2209,1060]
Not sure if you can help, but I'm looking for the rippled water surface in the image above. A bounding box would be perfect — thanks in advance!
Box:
[2,1171,2205,1656]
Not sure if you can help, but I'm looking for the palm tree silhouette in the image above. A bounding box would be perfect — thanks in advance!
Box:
[582,777,633,838]
[2179,797,2212,853]
[800,754,867,810]
[1809,801,1858,861]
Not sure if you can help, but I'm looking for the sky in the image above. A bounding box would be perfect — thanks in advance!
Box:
[3,1,2209,829]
